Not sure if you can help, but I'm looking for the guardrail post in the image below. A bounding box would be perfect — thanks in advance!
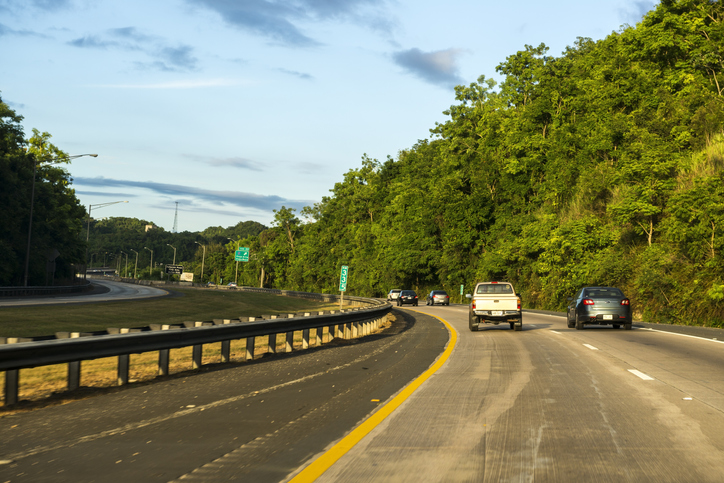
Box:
[351,321,359,339]
[192,322,203,369]
[302,329,310,349]
[285,332,294,352]
[4,368,19,406]
[158,325,170,376]
[118,354,129,386]
[3,338,19,406]
[268,334,277,354]
[344,323,351,340]
[315,327,323,346]
[68,332,81,391]
[246,337,255,361]
[219,320,232,363]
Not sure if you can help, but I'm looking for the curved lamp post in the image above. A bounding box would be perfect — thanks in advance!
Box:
[85,200,129,278]
[167,244,177,265]
[195,241,206,284]
[24,153,98,287]
[144,247,153,279]
[130,249,139,279]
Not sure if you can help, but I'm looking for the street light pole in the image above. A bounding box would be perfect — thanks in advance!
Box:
[195,241,206,284]
[24,153,98,287]
[144,247,153,280]
[85,200,129,278]
[167,244,177,265]
[227,237,241,285]
[120,251,128,278]
[130,249,138,279]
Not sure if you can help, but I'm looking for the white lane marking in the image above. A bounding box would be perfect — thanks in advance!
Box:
[583,344,599,351]
[683,397,693,401]
[628,369,655,380]
[641,328,724,345]
[550,330,561,334]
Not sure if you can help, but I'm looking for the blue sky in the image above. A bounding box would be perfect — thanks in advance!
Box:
[1,0,657,232]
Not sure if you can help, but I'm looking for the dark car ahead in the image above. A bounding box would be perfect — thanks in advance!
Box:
[397,290,418,306]
[426,290,450,306]
[567,286,631,330]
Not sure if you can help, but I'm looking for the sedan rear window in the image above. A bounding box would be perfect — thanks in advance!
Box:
[583,288,624,298]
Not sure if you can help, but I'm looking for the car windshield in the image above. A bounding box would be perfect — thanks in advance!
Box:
[432,291,448,296]
[583,287,624,298]
[401,290,416,296]
[476,284,513,294]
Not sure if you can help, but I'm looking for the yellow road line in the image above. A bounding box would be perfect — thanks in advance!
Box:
[288,312,457,482]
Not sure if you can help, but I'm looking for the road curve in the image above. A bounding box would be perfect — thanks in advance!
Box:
[0,279,169,307]
[299,305,724,482]
[0,308,448,482]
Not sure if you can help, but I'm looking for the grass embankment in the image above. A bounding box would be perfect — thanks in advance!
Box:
[0,288,353,409]
[0,287,339,338]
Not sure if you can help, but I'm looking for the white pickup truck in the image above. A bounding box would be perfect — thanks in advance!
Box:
[466,281,522,331]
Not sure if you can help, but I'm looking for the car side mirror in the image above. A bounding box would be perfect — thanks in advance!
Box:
[465,294,472,299]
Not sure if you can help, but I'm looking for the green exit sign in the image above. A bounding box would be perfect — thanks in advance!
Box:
[235,247,250,262]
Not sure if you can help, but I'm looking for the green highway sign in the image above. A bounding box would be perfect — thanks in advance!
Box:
[339,265,349,292]
[235,247,250,262]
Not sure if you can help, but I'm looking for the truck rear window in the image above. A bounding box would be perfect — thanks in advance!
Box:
[476,284,513,294]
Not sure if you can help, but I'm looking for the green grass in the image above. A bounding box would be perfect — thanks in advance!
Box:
[0,288,340,338]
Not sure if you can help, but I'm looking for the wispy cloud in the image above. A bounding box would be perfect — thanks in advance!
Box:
[73,176,312,212]
[186,0,393,47]
[68,26,198,72]
[95,79,241,89]
[392,47,466,88]
[278,68,313,80]
[205,157,263,171]
[0,22,44,38]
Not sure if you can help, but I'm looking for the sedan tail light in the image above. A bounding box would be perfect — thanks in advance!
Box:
[583,299,595,305]
[621,299,630,306]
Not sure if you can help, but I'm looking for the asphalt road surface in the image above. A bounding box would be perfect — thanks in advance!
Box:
[1,305,724,482]
[304,305,724,482]
[0,279,169,307]
[0,309,448,482]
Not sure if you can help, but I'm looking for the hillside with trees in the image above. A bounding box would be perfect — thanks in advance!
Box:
[248,0,724,326]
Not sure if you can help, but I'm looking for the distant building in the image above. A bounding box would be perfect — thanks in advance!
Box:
[145,224,158,232]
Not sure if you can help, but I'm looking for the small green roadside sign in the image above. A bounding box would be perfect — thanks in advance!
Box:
[339,265,349,292]
[235,247,250,262]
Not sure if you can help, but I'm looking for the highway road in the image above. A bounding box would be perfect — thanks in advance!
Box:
[303,305,724,482]
[0,279,169,307]
[1,305,724,482]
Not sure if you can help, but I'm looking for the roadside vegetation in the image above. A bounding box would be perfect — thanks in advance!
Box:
[1,0,722,327]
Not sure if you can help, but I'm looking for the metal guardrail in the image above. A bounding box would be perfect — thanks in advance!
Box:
[0,290,391,406]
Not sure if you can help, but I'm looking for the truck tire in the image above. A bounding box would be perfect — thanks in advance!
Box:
[624,323,632,330]
[469,314,478,332]
[513,323,522,331]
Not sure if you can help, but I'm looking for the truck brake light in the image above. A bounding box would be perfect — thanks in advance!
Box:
[583,299,595,305]
[517,298,521,310]
[472,301,476,310]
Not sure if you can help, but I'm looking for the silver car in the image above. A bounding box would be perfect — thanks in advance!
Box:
[387,289,401,301]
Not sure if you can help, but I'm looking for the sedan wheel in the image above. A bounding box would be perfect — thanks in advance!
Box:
[575,317,584,330]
